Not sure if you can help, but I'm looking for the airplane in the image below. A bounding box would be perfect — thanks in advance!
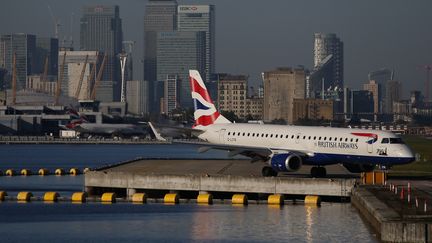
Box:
[152,70,416,177]
[61,109,147,138]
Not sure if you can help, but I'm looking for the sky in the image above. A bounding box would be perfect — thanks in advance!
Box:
[1,0,431,98]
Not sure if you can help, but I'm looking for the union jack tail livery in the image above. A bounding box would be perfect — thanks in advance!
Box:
[189,70,231,128]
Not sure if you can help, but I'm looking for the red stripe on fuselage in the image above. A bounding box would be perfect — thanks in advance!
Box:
[351,132,378,138]
[190,77,213,103]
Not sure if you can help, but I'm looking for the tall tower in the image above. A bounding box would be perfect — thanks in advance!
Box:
[178,5,215,82]
[313,33,344,89]
[0,33,37,90]
[80,5,123,101]
[143,0,178,112]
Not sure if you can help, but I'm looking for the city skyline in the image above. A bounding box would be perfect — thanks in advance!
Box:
[1,0,431,98]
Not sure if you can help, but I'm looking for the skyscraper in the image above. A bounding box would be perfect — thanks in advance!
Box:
[126,80,149,115]
[35,37,59,76]
[263,67,306,124]
[385,80,402,114]
[313,33,344,89]
[0,33,37,90]
[143,0,178,112]
[156,31,206,108]
[178,5,215,82]
[368,68,395,113]
[80,5,123,101]
[363,80,380,114]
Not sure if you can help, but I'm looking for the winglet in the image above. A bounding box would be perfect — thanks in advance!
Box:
[149,122,167,141]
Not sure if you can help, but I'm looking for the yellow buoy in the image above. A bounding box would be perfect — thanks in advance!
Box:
[5,169,15,176]
[38,168,49,176]
[164,193,179,204]
[43,192,60,202]
[232,194,248,205]
[0,191,7,201]
[20,169,31,176]
[101,192,116,203]
[304,195,321,206]
[55,168,64,176]
[197,194,213,204]
[69,168,80,176]
[268,194,284,205]
[17,192,33,202]
[71,192,87,203]
[131,193,147,203]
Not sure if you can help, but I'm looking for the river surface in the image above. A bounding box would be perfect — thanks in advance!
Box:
[0,144,378,242]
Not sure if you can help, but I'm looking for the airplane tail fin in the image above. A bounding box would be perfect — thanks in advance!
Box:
[189,70,231,128]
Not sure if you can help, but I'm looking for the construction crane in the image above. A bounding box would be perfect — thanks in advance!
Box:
[74,55,88,99]
[11,52,16,105]
[418,65,432,103]
[90,54,107,100]
[55,52,67,105]
[47,4,61,39]
[86,61,97,99]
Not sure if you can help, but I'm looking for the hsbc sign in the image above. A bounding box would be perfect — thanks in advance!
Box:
[178,5,210,13]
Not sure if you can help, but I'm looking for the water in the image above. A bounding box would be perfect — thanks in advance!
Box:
[0,144,378,242]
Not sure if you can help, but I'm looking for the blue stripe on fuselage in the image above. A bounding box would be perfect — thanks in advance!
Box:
[303,153,415,166]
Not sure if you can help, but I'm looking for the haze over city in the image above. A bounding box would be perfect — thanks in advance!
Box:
[1,0,431,97]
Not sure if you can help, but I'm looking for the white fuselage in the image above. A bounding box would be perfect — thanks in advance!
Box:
[196,123,415,166]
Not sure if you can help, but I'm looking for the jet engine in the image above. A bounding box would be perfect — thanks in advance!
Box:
[343,163,375,173]
[270,153,302,172]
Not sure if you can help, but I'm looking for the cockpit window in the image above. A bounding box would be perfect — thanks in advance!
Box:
[390,138,404,144]
[381,138,389,144]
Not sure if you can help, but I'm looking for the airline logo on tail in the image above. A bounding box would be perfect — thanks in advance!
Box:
[189,70,221,127]
[65,108,88,129]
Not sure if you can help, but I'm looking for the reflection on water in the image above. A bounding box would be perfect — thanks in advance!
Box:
[0,202,377,242]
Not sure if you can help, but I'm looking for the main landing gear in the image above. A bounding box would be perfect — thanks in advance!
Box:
[262,166,278,177]
[310,166,327,178]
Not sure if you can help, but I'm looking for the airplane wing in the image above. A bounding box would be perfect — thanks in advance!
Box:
[176,140,315,162]
[148,122,204,139]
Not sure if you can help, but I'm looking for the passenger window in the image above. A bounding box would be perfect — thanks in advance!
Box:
[237,132,240,136]
[303,136,306,139]
[345,138,348,142]
[261,134,264,137]
[324,137,327,141]
[381,138,389,144]
[265,134,268,137]
[247,133,250,136]
[270,134,273,138]
[319,137,321,140]
[297,135,300,139]
[285,135,289,138]
[314,136,316,140]
[356,139,359,142]
[308,136,311,140]
[340,138,343,141]
[242,133,245,136]
[291,135,294,139]
[350,138,353,142]
[280,134,283,138]
[329,137,332,141]
[334,137,337,141]
[275,134,278,138]
[228,132,231,135]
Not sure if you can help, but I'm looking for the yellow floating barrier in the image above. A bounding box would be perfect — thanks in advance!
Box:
[197,194,213,204]
[17,192,33,202]
[268,194,284,205]
[55,168,64,176]
[232,194,248,205]
[71,192,87,203]
[5,169,15,176]
[38,168,49,176]
[0,191,7,201]
[164,193,179,204]
[101,192,116,203]
[304,195,321,206]
[43,192,60,202]
[131,193,147,203]
[69,168,80,176]
[20,169,31,176]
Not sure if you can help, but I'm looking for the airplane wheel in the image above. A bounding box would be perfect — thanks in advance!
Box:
[262,166,277,177]
[311,167,327,178]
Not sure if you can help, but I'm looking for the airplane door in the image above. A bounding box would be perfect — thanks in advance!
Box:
[367,142,373,153]
[219,129,226,144]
